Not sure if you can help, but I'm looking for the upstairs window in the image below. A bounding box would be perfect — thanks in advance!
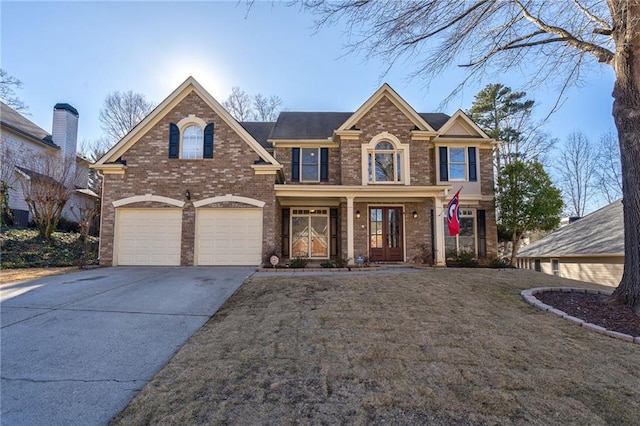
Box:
[168,119,214,159]
[291,148,329,182]
[182,125,203,159]
[368,141,402,183]
[439,146,477,182]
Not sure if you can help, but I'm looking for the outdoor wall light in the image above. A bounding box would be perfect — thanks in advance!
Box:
[413,211,418,219]
[356,210,361,219]
[185,189,191,200]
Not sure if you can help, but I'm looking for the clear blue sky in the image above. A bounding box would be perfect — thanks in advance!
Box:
[2,1,616,148]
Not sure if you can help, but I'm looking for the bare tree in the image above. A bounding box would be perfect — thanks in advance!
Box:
[0,136,18,223]
[70,196,100,267]
[253,93,283,121]
[223,87,254,121]
[298,0,640,311]
[223,87,284,121]
[80,137,111,194]
[99,91,154,143]
[594,130,623,203]
[556,132,599,217]
[19,153,82,240]
[0,69,28,112]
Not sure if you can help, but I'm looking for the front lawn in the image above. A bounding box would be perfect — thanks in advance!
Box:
[0,227,98,269]
[112,269,640,425]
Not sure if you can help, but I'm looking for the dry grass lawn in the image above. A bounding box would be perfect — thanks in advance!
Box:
[112,269,640,425]
[0,266,77,285]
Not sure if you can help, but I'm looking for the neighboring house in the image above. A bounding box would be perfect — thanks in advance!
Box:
[517,200,624,287]
[93,77,498,267]
[0,101,96,227]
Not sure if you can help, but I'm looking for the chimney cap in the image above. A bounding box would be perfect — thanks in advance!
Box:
[54,103,79,116]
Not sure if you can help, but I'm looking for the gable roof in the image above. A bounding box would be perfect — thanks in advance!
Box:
[518,200,624,258]
[337,83,436,132]
[436,110,492,139]
[95,77,280,167]
[0,101,58,148]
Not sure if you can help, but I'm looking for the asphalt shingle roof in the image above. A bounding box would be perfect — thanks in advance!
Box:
[517,200,624,258]
[268,111,452,140]
[239,122,276,150]
[0,101,58,148]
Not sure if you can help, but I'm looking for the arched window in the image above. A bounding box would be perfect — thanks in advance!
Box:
[181,125,204,159]
[168,116,214,160]
[368,141,402,183]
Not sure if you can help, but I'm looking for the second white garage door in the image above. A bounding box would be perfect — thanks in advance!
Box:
[196,208,263,265]
[116,208,182,266]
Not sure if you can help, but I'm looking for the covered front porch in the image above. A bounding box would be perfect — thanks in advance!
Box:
[275,185,452,266]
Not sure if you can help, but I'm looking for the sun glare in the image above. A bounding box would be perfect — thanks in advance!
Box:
[158,57,230,99]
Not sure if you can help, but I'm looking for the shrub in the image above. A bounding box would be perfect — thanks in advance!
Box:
[489,256,510,269]
[57,217,80,233]
[412,243,433,265]
[320,261,335,268]
[447,250,478,268]
[334,257,350,268]
[289,257,309,269]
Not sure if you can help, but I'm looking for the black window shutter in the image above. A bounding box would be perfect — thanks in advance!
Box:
[169,123,179,158]
[291,148,300,182]
[477,209,486,259]
[320,148,329,182]
[468,147,477,182]
[330,208,338,257]
[439,147,448,181]
[203,123,214,158]
[282,208,290,257]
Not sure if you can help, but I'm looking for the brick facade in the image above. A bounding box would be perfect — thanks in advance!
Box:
[96,79,498,267]
[99,92,277,265]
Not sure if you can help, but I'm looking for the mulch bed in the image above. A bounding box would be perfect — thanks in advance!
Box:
[536,291,640,337]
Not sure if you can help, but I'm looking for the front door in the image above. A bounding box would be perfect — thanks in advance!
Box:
[369,207,403,261]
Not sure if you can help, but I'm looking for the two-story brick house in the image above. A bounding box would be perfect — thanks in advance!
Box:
[93,77,497,266]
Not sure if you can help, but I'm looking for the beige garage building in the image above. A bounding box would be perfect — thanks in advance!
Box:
[516,200,624,287]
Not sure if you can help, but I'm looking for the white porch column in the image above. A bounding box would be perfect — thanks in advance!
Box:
[434,197,446,266]
[346,196,355,265]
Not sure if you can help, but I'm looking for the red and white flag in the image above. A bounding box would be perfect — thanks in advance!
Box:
[447,188,462,236]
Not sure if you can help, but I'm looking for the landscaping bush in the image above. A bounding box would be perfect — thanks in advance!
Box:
[289,257,309,269]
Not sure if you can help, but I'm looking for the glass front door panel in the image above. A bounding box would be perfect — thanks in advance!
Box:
[311,216,329,257]
[291,217,309,257]
[369,207,403,261]
[291,211,330,258]
[370,208,383,249]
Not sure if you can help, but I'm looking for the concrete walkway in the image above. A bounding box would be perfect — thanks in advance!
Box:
[0,266,253,426]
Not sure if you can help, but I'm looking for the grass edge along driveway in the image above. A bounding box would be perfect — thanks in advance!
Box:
[112,269,640,425]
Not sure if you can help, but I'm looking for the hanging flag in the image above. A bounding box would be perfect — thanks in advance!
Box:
[447,188,462,236]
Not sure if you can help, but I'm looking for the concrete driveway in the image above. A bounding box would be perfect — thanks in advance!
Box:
[0,266,253,426]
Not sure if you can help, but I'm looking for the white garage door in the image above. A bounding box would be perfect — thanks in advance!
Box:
[116,209,182,266]
[196,208,263,265]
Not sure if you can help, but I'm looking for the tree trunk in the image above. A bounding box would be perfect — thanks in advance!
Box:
[509,228,519,267]
[610,8,640,313]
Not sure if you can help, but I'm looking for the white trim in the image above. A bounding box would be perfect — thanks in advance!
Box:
[176,114,207,130]
[361,132,410,186]
[193,194,265,208]
[337,84,435,132]
[94,77,281,168]
[437,110,492,139]
[112,194,185,208]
